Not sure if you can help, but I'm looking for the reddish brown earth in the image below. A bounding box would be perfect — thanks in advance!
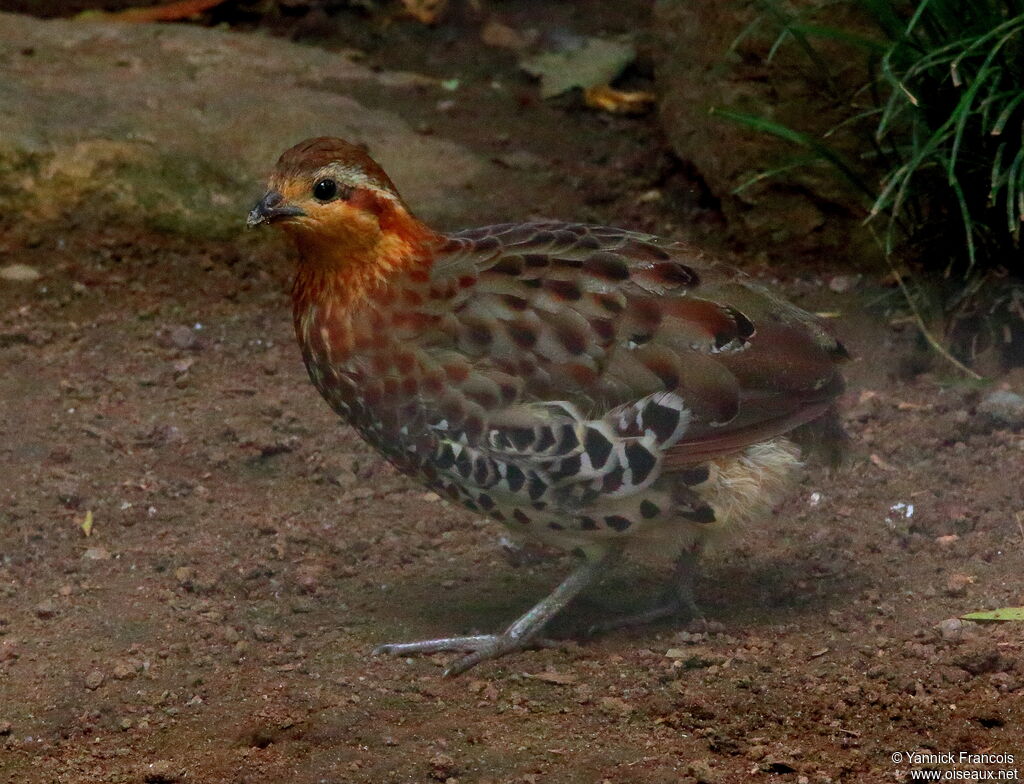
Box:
[2,4,1024,784]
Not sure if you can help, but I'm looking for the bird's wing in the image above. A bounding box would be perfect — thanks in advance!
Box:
[392,222,845,500]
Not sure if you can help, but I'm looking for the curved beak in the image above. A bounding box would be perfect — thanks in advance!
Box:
[247,190,306,228]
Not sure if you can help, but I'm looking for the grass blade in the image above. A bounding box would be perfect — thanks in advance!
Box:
[711,108,877,201]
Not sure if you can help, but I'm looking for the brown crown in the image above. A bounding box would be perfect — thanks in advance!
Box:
[273,137,400,196]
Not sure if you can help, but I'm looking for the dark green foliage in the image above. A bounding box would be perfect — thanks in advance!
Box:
[721,0,1024,325]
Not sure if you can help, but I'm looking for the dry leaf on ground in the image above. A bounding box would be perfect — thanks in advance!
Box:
[520,37,635,98]
[77,0,228,23]
[401,0,448,25]
[584,85,656,115]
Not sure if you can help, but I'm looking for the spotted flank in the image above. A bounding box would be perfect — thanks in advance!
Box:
[410,389,726,544]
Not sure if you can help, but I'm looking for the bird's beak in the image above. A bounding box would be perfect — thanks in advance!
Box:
[247,190,306,228]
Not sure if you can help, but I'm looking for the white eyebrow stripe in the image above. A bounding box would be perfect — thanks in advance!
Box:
[315,165,378,191]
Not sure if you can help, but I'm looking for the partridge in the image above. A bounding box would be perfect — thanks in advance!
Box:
[248,137,847,676]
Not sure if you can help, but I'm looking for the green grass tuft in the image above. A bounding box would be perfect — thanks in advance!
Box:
[722,0,1024,280]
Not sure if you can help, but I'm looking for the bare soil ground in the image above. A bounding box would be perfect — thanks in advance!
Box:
[2,4,1023,783]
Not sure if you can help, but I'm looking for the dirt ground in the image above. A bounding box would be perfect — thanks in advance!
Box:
[2,4,1024,783]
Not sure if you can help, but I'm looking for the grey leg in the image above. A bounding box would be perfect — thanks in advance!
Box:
[587,544,704,636]
[671,546,704,621]
[374,549,618,677]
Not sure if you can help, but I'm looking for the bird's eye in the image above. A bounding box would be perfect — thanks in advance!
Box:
[313,178,339,202]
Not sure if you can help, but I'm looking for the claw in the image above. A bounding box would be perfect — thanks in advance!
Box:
[372,635,498,657]
[373,634,562,676]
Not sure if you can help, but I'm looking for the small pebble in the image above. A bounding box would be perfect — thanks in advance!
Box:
[828,274,859,293]
[944,572,974,597]
[0,263,41,282]
[428,752,458,781]
[937,617,965,642]
[252,625,277,643]
[55,481,83,508]
[0,639,18,661]
[112,660,138,680]
[598,696,633,715]
[84,669,105,690]
[978,389,1024,427]
[687,759,722,784]
[494,150,545,171]
[169,325,200,351]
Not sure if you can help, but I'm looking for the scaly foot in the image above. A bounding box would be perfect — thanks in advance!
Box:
[373,552,617,676]
[374,635,560,676]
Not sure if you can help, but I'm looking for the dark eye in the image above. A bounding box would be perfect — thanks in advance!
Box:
[313,178,339,202]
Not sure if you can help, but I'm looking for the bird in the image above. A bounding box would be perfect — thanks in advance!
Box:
[247,137,848,676]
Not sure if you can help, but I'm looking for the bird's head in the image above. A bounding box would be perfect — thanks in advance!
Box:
[248,137,431,265]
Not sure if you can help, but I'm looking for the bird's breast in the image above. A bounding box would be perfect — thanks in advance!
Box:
[294,294,440,476]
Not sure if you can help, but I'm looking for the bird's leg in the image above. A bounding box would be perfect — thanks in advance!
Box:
[374,549,618,677]
[670,544,705,622]
[587,543,705,636]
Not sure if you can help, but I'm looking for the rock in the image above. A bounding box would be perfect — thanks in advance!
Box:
[0,13,504,238]
[978,390,1024,428]
[83,547,111,561]
[84,669,105,690]
[936,617,965,642]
